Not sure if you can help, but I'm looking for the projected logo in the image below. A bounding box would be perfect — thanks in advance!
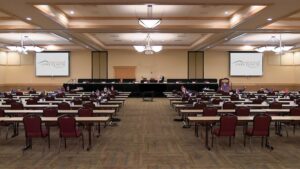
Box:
[38,60,66,68]
[233,60,260,68]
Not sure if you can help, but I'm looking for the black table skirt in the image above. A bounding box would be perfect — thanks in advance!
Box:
[63,83,219,97]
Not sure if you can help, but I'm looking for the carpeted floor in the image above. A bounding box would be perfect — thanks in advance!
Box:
[1,98,300,169]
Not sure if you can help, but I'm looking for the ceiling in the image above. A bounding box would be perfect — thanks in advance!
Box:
[0,0,299,51]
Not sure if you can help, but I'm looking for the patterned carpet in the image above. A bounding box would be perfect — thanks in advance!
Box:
[1,98,300,169]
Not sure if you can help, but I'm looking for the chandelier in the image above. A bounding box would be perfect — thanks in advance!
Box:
[255,34,293,53]
[138,5,161,29]
[133,34,162,54]
[6,35,45,54]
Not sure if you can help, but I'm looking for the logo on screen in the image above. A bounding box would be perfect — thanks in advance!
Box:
[233,60,260,68]
[38,60,66,68]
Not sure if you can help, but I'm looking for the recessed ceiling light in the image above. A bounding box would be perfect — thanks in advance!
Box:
[267,18,272,21]
[26,17,32,21]
[70,11,75,15]
[225,11,229,15]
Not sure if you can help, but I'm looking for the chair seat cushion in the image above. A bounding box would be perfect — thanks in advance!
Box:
[27,129,48,138]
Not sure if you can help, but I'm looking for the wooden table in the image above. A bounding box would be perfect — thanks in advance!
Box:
[0,116,110,151]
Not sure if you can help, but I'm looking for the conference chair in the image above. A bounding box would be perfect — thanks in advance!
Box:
[82,96,90,101]
[223,102,236,109]
[252,98,264,104]
[23,115,50,150]
[11,102,24,135]
[244,113,273,150]
[72,99,83,105]
[58,102,71,110]
[211,114,238,148]
[197,107,218,137]
[16,91,23,96]
[4,99,16,105]
[83,102,95,109]
[26,99,38,105]
[0,108,13,139]
[211,98,222,104]
[78,108,94,133]
[58,115,84,151]
[43,108,58,135]
[235,107,251,134]
[4,93,13,98]
[230,95,239,101]
[45,96,55,101]
[56,93,65,98]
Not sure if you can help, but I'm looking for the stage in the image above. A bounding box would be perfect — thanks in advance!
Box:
[63,82,219,97]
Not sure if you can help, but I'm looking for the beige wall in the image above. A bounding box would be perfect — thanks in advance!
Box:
[0,50,91,89]
[108,49,188,80]
[204,51,300,89]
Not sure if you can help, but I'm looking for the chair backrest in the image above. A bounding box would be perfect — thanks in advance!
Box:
[26,99,37,105]
[203,107,218,116]
[72,99,83,105]
[290,107,300,116]
[11,102,24,110]
[0,108,4,117]
[218,114,238,136]
[223,102,236,109]
[200,95,210,101]
[78,108,93,117]
[212,98,222,104]
[251,113,272,136]
[4,93,13,98]
[252,98,263,104]
[58,102,71,110]
[58,115,77,137]
[45,96,55,101]
[82,96,90,101]
[23,115,43,137]
[16,91,23,96]
[194,102,206,109]
[5,99,16,105]
[56,93,65,98]
[43,107,58,117]
[230,95,239,101]
[269,102,282,109]
[235,107,250,116]
[83,102,95,109]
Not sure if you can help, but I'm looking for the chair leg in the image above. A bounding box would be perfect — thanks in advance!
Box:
[48,135,50,149]
[211,134,214,148]
[58,137,61,152]
[261,137,264,147]
[293,124,296,135]
[229,136,232,147]
[64,138,67,149]
[81,135,84,149]
[244,135,246,147]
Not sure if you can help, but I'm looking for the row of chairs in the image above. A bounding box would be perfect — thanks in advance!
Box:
[0,108,96,151]
[195,107,300,148]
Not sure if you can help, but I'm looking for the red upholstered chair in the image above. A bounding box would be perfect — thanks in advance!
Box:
[211,114,238,147]
[16,91,23,96]
[252,98,263,104]
[43,108,58,135]
[4,93,13,98]
[287,107,300,135]
[45,96,55,101]
[11,102,24,110]
[4,99,16,105]
[235,107,250,134]
[194,102,206,109]
[26,99,38,105]
[58,115,84,150]
[230,95,239,101]
[23,115,50,150]
[58,102,71,110]
[83,102,95,110]
[223,102,236,109]
[72,99,82,105]
[78,108,94,128]
[200,95,210,101]
[203,107,218,116]
[211,98,222,104]
[56,93,65,98]
[82,96,90,101]
[0,108,13,139]
[244,113,272,149]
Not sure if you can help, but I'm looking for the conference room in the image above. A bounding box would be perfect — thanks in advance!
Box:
[1,0,300,169]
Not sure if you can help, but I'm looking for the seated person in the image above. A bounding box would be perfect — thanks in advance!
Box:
[158,76,165,83]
